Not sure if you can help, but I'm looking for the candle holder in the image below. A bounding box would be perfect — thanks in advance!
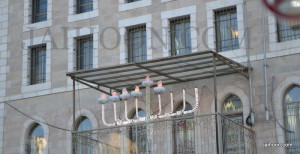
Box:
[97,76,199,126]
[142,76,153,86]
[131,86,142,97]
[97,94,109,104]
[130,86,142,120]
[120,88,131,101]
[109,92,120,102]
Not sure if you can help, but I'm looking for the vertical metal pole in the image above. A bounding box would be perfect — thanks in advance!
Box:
[121,127,126,154]
[213,55,220,154]
[72,79,76,154]
[135,124,138,153]
[244,0,255,125]
[146,85,151,154]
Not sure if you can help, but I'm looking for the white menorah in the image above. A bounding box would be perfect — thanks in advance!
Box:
[97,77,199,126]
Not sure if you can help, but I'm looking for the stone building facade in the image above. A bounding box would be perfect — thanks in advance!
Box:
[1,0,300,153]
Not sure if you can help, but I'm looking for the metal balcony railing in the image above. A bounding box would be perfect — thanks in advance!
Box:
[72,113,256,154]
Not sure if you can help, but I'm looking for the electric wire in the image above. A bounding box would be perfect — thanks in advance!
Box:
[3,77,245,132]
[3,102,71,132]
[1,81,87,132]
[270,76,293,133]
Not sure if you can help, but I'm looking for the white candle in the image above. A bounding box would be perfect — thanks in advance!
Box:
[195,88,198,109]
[102,104,113,126]
[182,89,186,112]
[158,94,162,115]
[124,101,130,121]
[170,92,174,113]
[135,98,139,119]
[113,103,118,123]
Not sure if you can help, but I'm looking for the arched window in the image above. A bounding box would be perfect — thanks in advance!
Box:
[26,123,46,154]
[221,95,243,122]
[221,95,244,153]
[284,86,300,153]
[173,102,195,154]
[76,117,92,131]
[129,109,147,154]
[75,117,93,154]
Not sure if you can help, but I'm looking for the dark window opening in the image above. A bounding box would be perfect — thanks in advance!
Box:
[77,0,93,14]
[127,0,141,3]
[32,0,47,23]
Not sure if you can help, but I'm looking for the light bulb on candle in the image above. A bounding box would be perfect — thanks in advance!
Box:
[142,76,153,86]
[135,86,140,91]
[97,93,109,104]
[109,91,120,102]
[101,94,107,98]
[120,88,131,101]
[154,80,165,94]
[157,81,163,87]
[122,88,128,94]
[131,86,142,97]
[112,91,118,96]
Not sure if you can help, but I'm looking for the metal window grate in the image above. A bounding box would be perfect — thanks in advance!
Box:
[173,103,195,154]
[283,86,300,153]
[127,25,147,63]
[129,110,147,153]
[76,0,93,14]
[284,101,300,153]
[32,0,47,23]
[277,19,300,42]
[25,124,46,154]
[170,16,192,56]
[215,7,239,52]
[76,35,93,71]
[30,44,46,85]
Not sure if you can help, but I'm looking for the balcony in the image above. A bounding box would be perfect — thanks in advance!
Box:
[67,50,254,154]
[72,113,256,154]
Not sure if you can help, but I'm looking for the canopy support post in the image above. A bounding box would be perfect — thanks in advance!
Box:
[213,55,220,154]
[72,78,76,154]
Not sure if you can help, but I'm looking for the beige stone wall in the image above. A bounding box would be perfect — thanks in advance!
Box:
[0,0,8,153]
[2,0,300,153]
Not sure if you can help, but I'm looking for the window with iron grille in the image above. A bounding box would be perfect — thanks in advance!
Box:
[173,103,195,154]
[284,86,300,153]
[277,19,300,42]
[25,123,45,154]
[170,16,191,56]
[75,117,93,154]
[32,0,48,23]
[76,0,93,14]
[127,25,147,63]
[127,0,141,3]
[215,7,239,52]
[76,35,93,70]
[221,95,245,154]
[129,109,147,153]
[30,45,46,85]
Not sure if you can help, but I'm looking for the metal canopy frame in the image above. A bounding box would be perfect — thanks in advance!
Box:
[66,50,249,95]
[67,50,250,154]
